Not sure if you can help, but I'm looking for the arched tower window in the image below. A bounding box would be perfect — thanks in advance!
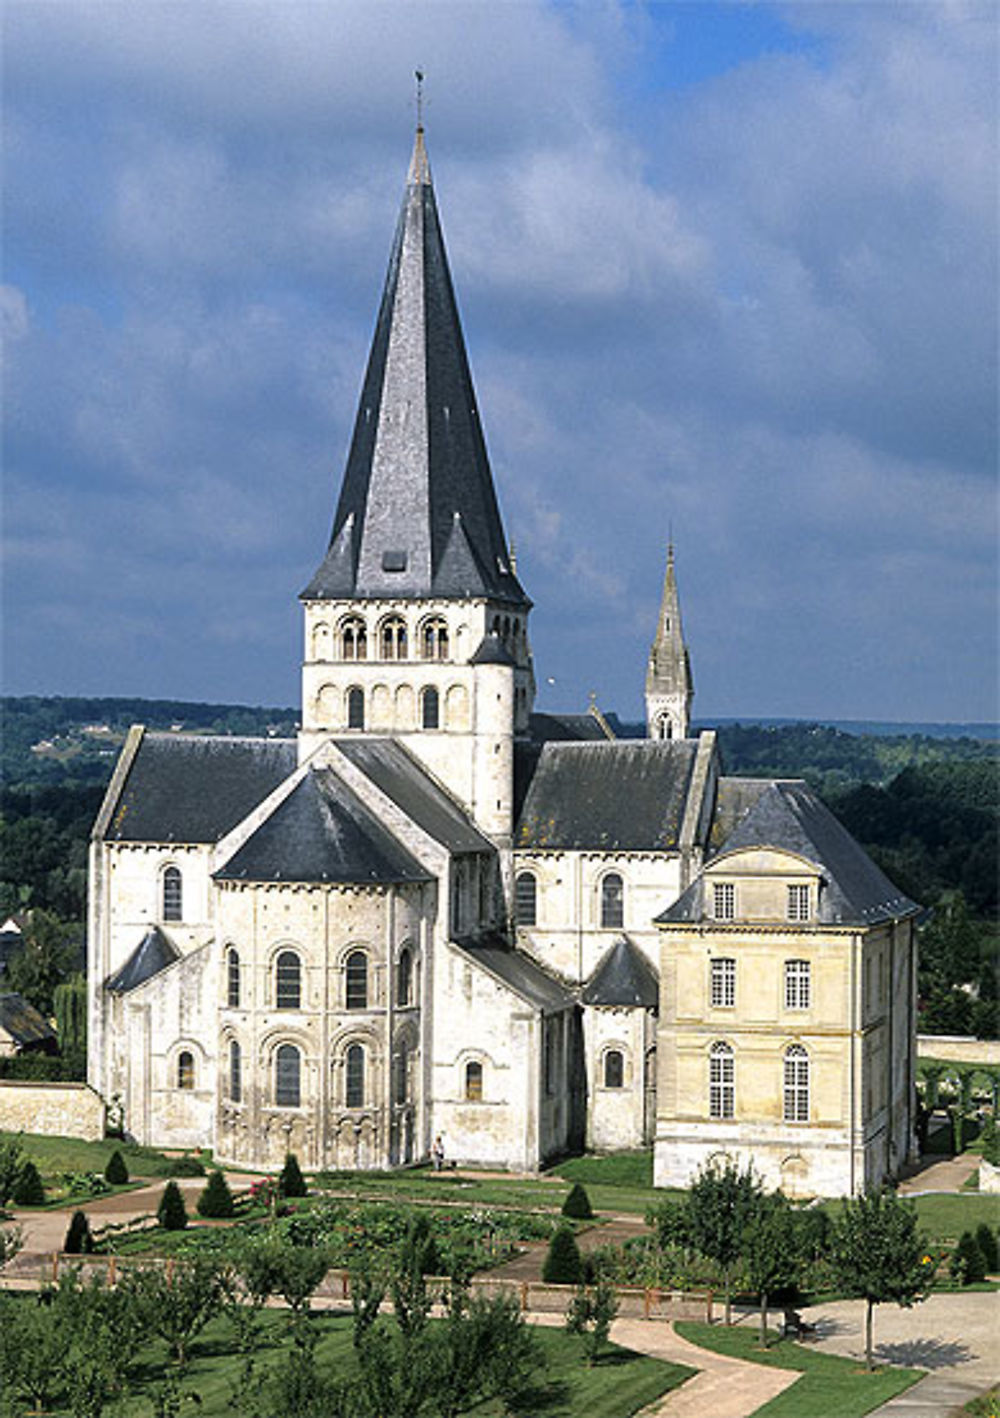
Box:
[346,686,365,730]
[514,872,537,926]
[380,616,407,661]
[346,951,368,1010]
[600,873,624,929]
[275,1044,301,1107]
[421,618,449,660]
[229,1040,242,1102]
[604,1049,624,1089]
[709,1042,734,1119]
[397,947,413,1007]
[162,866,182,922]
[345,1043,365,1108]
[226,948,240,1008]
[393,1042,409,1105]
[421,686,440,729]
[177,1050,195,1090]
[783,1045,810,1122]
[275,951,302,1010]
[465,1060,483,1101]
[340,616,367,661]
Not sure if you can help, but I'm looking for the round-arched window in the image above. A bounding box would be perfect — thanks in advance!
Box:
[421,618,449,661]
[226,948,240,1008]
[340,616,367,661]
[346,951,368,1010]
[604,1049,624,1089]
[515,871,537,926]
[397,947,413,1008]
[163,866,183,922]
[177,1050,195,1090]
[465,1060,483,1101]
[347,686,365,730]
[275,1043,301,1107]
[229,1040,242,1102]
[275,951,302,1010]
[421,686,440,730]
[345,1043,365,1108]
[600,873,624,929]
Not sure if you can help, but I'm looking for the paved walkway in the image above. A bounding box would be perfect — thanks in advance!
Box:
[898,1151,982,1195]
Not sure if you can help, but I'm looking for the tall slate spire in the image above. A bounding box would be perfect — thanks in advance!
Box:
[303,127,529,607]
[646,544,693,740]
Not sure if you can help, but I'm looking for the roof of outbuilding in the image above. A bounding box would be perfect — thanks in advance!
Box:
[451,933,574,1013]
[101,733,298,844]
[0,992,57,1047]
[335,739,492,854]
[659,779,919,927]
[516,739,698,851]
[105,926,180,994]
[215,769,432,885]
[528,712,610,744]
[581,937,659,1008]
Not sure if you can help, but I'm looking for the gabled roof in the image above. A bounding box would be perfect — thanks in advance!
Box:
[451,933,574,1013]
[335,739,492,854]
[516,739,699,851]
[659,779,919,928]
[0,992,57,1048]
[528,712,610,744]
[215,769,432,885]
[99,733,297,844]
[302,128,528,609]
[106,926,180,994]
[581,937,659,1008]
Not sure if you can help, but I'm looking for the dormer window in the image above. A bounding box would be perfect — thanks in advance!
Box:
[712,882,735,921]
[787,884,811,921]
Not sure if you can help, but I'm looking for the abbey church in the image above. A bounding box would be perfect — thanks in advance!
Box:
[88,128,920,1199]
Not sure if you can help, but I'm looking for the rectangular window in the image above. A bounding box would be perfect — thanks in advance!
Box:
[787,884,810,921]
[710,957,736,1008]
[785,959,811,1010]
[710,1047,734,1119]
[713,882,735,920]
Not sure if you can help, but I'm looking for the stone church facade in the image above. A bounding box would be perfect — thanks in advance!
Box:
[88,128,920,1197]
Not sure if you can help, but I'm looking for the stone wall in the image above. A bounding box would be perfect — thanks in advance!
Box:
[0,1080,105,1140]
[917,1035,1000,1066]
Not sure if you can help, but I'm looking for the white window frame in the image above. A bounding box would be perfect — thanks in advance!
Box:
[713,882,735,921]
[787,884,810,921]
[710,957,736,1008]
[784,959,811,1010]
[709,1042,734,1119]
[783,1044,809,1122]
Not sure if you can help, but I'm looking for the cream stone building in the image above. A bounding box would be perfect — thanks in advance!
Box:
[88,126,919,1196]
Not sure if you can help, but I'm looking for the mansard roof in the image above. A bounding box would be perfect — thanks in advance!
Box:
[659,779,919,927]
[516,739,699,851]
[335,739,492,854]
[303,129,529,608]
[215,768,431,885]
[106,926,180,994]
[581,937,659,1008]
[98,732,297,844]
[452,932,574,1013]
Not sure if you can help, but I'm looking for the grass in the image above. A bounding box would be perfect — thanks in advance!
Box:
[675,1320,923,1418]
[1,1130,202,1181]
[906,1192,1000,1243]
[962,1384,999,1416]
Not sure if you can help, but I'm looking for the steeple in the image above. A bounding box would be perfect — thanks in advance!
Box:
[646,543,693,740]
[303,124,529,608]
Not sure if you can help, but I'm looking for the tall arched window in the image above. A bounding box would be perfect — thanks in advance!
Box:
[709,1042,734,1119]
[380,616,407,660]
[340,616,367,661]
[346,950,368,1010]
[783,1045,810,1122]
[465,1060,483,1101]
[163,866,183,922]
[514,871,537,926]
[604,1049,624,1089]
[226,948,240,1008]
[347,686,365,730]
[229,1040,242,1102]
[421,618,449,660]
[345,1043,365,1108]
[275,951,302,1009]
[600,873,624,929]
[393,1042,409,1105]
[177,1050,195,1090]
[397,947,413,1007]
[275,1044,301,1107]
[421,686,440,729]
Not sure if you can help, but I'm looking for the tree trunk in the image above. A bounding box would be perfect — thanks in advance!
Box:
[724,1265,732,1326]
[865,1297,875,1371]
[759,1291,768,1347]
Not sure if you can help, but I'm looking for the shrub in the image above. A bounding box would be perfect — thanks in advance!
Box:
[974,1222,998,1274]
[279,1153,308,1198]
[561,1182,594,1220]
[542,1224,584,1285]
[166,1154,205,1178]
[104,1149,129,1185]
[949,1231,986,1285]
[64,1209,93,1254]
[980,1118,1000,1167]
[158,1180,188,1231]
[13,1160,45,1206]
[196,1170,234,1219]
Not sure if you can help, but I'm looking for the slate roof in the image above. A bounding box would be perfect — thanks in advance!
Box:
[581,937,659,1008]
[659,779,919,928]
[470,631,517,666]
[215,769,432,885]
[302,129,528,609]
[516,739,698,851]
[101,733,297,844]
[528,712,610,744]
[335,739,492,854]
[0,992,57,1049]
[451,933,574,1013]
[710,777,772,849]
[106,927,180,994]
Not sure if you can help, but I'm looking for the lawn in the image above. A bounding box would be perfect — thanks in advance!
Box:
[1,1130,198,1182]
[962,1384,999,1416]
[675,1321,923,1418]
[818,1191,1000,1245]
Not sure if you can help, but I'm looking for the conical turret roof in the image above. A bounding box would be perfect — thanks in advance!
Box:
[303,128,529,607]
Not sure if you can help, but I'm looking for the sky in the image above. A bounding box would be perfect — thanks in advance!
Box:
[3,1,997,724]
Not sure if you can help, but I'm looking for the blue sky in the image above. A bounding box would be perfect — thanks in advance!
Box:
[3,1,997,723]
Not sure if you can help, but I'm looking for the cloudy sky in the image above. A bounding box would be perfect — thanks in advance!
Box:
[3,1,997,725]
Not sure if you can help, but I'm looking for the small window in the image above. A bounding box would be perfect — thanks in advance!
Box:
[177,1050,195,1090]
[276,951,302,1010]
[163,866,183,922]
[787,884,810,921]
[783,1045,809,1122]
[713,882,735,921]
[600,873,624,929]
[785,959,811,1010]
[229,1040,242,1102]
[514,871,537,927]
[275,1043,301,1107]
[422,618,449,661]
[604,1049,624,1089]
[226,948,240,1008]
[709,1042,734,1119]
[710,957,736,1008]
[465,1060,483,1101]
[421,686,440,729]
[340,616,367,661]
[346,950,368,1010]
[345,1043,365,1108]
[397,947,413,1008]
[380,616,407,661]
[347,686,365,730]
[393,1042,409,1105]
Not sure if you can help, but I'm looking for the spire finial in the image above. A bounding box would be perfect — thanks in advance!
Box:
[415,69,425,131]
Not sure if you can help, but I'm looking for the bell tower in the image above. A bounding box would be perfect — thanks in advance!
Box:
[645,543,693,741]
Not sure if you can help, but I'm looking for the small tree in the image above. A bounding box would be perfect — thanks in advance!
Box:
[0,1222,23,1271]
[565,1277,619,1365]
[157,1179,188,1230]
[279,1152,308,1198]
[0,1134,25,1210]
[122,1256,225,1366]
[974,1222,998,1274]
[831,1187,930,1369]
[950,1231,986,1285]
[742,1196,802,1347]
[64,1209,94,1254]
[542,1224,584,1285]
[561,1182,594,1220]
[196,1169,235,1218]
[13,1159,45,1206]
[348,1256,388,1350]
[687,1157,762,1325]
[104,1149,129,1185]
